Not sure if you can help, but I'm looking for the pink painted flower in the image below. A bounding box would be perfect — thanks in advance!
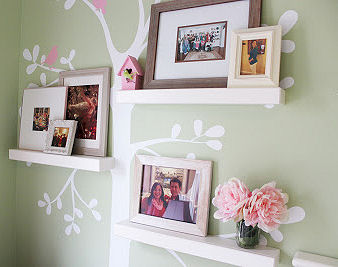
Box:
[212,178,251,222]
[243,182,289,233]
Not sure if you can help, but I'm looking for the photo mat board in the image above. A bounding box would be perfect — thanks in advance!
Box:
[59,67,111,157]
[144,0,262,89]
[19,87,67,151]
[131,155,213,236]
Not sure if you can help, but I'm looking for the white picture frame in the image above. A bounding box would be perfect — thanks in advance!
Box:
[59,67,111,157]
[228,25,282,88]
[43,120,77,156]
[130,155,213,237]
[19,87,67,151]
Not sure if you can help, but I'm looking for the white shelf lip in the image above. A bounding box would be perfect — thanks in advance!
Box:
[116,87,285,105]
[114,220,280,267]
[9,149,114,172]
[292,251,338,267]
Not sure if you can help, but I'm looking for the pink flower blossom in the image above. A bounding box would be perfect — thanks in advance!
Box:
[243,182,289,233]
[212,178,251,222]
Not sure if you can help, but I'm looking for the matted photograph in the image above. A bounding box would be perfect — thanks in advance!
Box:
[59,67,111,156]
[44,120,77,156]
[240,38,267,75]
[175,21,227,63]
[32,107,50,131]
[228,25,282,88]
[19,87,67,151]
[131,155,213,236]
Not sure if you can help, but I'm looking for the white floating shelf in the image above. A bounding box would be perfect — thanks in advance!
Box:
[114,220,280,267]
[116,87,285,105]
[9,149,114,172]
[292,251,338,267]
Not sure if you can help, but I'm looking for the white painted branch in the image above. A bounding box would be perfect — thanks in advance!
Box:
[132,138,205,152]
[36,63,64,73]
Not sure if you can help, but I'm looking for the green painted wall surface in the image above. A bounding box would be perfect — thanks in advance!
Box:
[14,0,338,267]
[0,0,21,266]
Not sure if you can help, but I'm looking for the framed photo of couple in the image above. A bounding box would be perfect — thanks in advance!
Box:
[131,155,213,237]
[143,0,262,89]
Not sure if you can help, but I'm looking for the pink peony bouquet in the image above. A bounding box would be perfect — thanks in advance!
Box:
[212,178,289,233]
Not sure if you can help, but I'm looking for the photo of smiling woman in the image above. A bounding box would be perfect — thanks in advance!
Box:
[140,182,167,217]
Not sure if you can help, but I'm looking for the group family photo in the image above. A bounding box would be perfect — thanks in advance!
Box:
[175,21,227,63]
[51,127,69,148]
[140,165,201,224]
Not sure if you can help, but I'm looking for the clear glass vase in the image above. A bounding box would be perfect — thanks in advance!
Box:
[236,220,260,249]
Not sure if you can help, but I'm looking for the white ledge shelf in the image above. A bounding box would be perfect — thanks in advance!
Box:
[116,87,285,105]
[293,251,338,267]
[114,220,280,267]
[9,149,114,172]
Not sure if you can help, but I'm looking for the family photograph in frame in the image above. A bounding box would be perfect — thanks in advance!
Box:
[59,67,111,157]
[144,0,262,89]
[228,25,282,88]
[131,155,213,237]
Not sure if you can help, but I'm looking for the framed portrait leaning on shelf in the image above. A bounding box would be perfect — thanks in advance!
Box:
[130,155,213,237]
[143,0,262,89]
[19,87,67,151]
[59,67,111,157]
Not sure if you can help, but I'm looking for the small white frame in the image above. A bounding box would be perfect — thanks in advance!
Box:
[228,25,282,88]
[43,120,77,156]
[130,155,213,237]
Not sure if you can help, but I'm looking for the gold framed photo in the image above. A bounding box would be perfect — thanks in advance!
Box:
[228,25,282,88]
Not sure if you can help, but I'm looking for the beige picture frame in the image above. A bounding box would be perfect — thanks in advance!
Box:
[130,155,213,237]
[59,67,111,157]
[228,25,282,88]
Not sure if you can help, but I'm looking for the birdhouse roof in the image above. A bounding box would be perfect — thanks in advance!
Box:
[117,55,144,76]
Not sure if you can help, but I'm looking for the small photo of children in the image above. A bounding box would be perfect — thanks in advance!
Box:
[240,39,267,75]
[32,107,50,131]
[51,127,69,148]
[140,165,201,224]
[175,21,227,63]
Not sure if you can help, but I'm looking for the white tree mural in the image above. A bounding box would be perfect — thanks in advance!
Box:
[21,1,301,266]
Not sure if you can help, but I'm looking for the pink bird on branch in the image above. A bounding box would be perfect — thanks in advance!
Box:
[42,45,58,69]
[93,0,107,14]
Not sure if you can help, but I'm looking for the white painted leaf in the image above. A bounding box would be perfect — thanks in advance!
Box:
[57,197,62,210]
[194,120,203,137]
[18,106,22,118]
[205,125,225,137]
[64,0,76,10]
[26,64,37,75]
[281,40,295,53]
[92,210,101,221]
[65,224,72,236]
[64,214,73,222]
[264,104,275,109]
[270,229,283,242]
[23,49,32,61]
[283,206,305,224]
[206,140,222,151]
[88,199,98,209]
[259,235,268,246]
[27,83,38,89]
[186,153,196,159]
[32,45,39,62]
[26,162,32,167]
[60,57,68,64]
[40,73,46,86]
[43,193,50,203]
[278,10,298,36]
[171,124,181,139]
[69,49,76,61]
[40,55,46,64]
[38,200,46,207]
[280,77,294,90]
[46,204,51,215]
[75,208,83,218]
[73,223,80,234]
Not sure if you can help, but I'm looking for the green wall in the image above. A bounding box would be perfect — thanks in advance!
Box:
[0,0,21,266]
[11,0,338,267]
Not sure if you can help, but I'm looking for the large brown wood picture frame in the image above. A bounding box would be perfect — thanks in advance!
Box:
[144,0,262,89]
